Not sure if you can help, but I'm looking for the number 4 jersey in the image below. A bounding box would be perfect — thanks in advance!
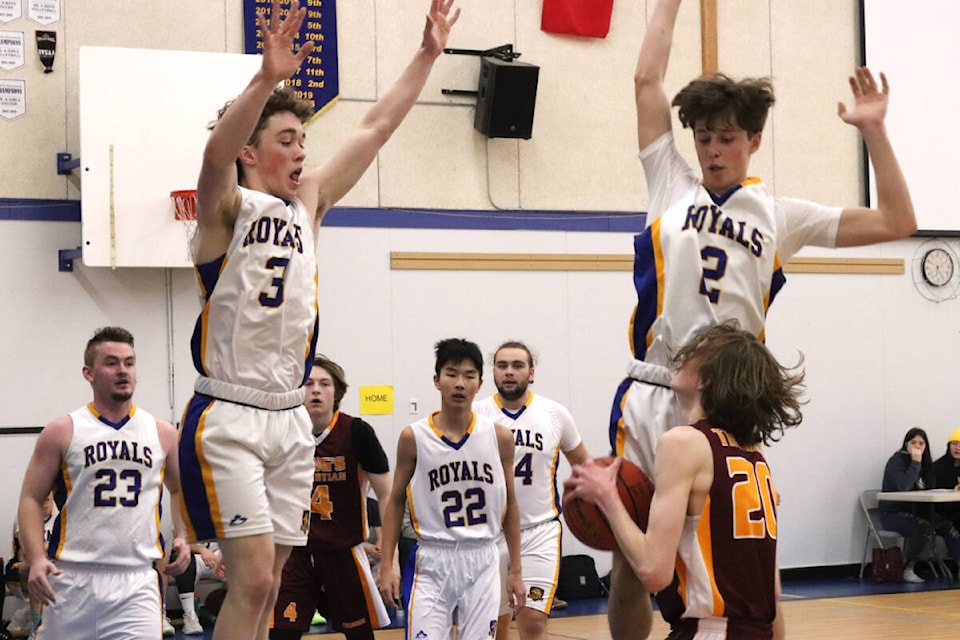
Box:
[48,403,166,566]
[407,412,506,544]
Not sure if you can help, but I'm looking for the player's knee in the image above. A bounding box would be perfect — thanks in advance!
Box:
[230,568,276,605]
[517,607,548,639]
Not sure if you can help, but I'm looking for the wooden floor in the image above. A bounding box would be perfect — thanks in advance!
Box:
[313,590,960,640]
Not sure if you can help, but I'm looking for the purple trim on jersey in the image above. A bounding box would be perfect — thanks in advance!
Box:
[190,255,226,376]
[96,414,131,431]
[706,182,744,207]
[301,313,319,387]
[551,448,563,516]
[608,377,634,457]
[500,405,527,420]
[769,266,787,309]
[178,394,218,541]
[631,228,658,361]
[441,433,471,450]
[47,472,68,560]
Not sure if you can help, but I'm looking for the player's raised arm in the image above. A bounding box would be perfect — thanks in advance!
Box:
[635,0,682,151]
[196,0,314,259]
[835,68,916,246]
[298,0,460,224]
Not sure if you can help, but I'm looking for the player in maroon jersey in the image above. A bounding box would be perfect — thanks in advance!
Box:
[270,356,393,640]
[566,323,804,640]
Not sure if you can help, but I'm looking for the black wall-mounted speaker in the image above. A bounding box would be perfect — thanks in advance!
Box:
[473,56,540,139]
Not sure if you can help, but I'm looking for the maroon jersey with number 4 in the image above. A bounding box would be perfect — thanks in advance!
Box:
[308,411,389,549]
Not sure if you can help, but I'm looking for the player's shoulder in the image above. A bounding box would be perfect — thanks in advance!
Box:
[659,424,709,451]
[472,395,498,413]
[530,393,575,421]
[40,414,75,441]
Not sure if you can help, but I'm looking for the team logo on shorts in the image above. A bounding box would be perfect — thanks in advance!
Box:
[415,631,428,639]
[488,620,497,637]
[528,586,544,601]
[301,510,310,534]
[229,514,248,526]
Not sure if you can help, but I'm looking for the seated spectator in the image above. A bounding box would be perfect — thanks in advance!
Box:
[173,543,226,635]
[933,428,960,528]
[5,492,56,637]
[879,428,960,581]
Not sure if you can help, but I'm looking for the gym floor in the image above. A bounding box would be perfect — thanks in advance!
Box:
[158,565,959,639]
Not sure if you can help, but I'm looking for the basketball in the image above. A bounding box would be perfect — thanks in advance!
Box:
[562,456,654,551]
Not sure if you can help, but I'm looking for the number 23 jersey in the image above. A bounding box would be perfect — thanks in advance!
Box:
[407,412,506,544]
[49,404,165,566]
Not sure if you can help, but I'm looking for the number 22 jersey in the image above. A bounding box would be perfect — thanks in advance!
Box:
[407,412,506,544]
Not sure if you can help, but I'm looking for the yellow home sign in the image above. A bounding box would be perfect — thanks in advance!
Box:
[359,385,393,415]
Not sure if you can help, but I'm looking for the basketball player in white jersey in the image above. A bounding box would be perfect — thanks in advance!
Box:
[378,339,526,640]
[608,1,916,638]
[17,327,190,640]
[474,341,588,640]
[179,2,460,639]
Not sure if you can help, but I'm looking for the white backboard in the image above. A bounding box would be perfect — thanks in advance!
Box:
[79,46,262,267]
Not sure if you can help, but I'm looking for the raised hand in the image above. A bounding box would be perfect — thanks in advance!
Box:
[421,0,461,57]
[837,67,889,130]
[258,0,315,83]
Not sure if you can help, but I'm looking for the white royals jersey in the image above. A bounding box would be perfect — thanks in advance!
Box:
[632,132,841,367]
[407,413,506,544]
[191,186,319,394]
[49,404,165,566]
[474,393,582,529]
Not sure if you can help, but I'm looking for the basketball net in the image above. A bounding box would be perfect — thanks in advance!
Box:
[170,189,197,263]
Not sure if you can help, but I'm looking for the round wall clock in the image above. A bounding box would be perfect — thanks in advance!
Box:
[912,241,960,302]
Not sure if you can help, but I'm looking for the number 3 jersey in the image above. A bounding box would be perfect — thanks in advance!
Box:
[191,186,319,394]
[632,132,841,367]
[48,404,166,566]
[407,412,506,544]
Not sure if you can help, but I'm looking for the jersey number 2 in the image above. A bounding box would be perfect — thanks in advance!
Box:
[699,246,728,304]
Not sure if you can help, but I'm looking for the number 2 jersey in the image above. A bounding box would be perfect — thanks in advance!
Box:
[48,403,166,567]
[656,419,778,635]
[191,186,319,395]
[407,412,506,544]
[631,132,841,366]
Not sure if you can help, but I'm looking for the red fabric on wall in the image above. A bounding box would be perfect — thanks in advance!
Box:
[541,0,615,39]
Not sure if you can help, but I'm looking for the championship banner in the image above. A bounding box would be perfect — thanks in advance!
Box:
[243,0,339,118]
